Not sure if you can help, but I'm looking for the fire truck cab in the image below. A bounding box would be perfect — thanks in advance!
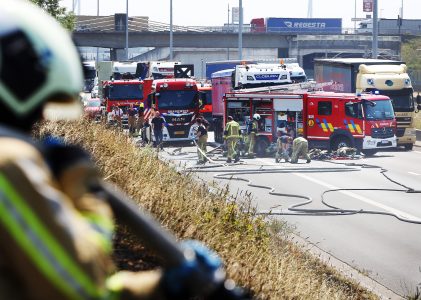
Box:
[222,91,397,156]
[145,78,203,142]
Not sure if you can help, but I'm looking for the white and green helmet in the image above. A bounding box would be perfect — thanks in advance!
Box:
[0,0,84,120]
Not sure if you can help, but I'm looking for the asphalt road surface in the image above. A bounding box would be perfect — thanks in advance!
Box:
[157,136,421,299]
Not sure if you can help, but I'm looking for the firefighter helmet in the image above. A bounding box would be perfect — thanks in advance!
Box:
[253,114,261,120]
[0,0,84,120]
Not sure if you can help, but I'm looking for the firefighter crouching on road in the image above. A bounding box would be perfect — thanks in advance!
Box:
[275,131,292,163]
[290,136,311,164]
[224,116,241,163]
[246,114,260,158]
[0,2,222,299]
[195,118,208,164]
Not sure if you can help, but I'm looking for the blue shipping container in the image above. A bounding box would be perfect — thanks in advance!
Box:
[266,18,342,34]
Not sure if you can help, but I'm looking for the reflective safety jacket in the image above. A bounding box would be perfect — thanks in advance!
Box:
[224,120,240,138]
[0,129,164,300]
[250,120,258,134]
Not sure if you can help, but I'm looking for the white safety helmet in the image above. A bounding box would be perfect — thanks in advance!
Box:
[0,0,84,121]
[253,113,261,120]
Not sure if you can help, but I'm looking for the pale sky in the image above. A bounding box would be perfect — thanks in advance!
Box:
[62,0,418,29]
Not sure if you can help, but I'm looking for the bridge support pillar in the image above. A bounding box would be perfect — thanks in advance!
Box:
[110,48,127,61]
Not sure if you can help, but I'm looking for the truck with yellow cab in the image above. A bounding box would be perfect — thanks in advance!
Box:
[314,58,421,150]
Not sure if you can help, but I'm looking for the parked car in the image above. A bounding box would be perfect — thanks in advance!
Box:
[84,98,102,121]
[91,85,99,98]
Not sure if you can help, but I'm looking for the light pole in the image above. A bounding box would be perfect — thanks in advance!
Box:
[125,0,129,60]
[227,3,230,60]
[170,0,173,61]
[354,0,357,31]
[401,0,404,19]
[238,0,243,60]
[372,0,378,58]
[96,0,99,63]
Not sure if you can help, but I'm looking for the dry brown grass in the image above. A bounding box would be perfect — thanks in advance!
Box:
[35,119,378,300]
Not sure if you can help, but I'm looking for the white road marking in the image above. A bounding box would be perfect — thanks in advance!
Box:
[408,172,421,176]
[294,172,421,222]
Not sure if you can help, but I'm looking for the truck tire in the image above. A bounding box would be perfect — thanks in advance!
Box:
[332,136,351,151]
[362,149,377,156]
[255,137,269,157]
[404,143,413,151]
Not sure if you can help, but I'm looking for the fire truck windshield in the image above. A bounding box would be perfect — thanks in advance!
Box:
[157,90,198,109]
[108,84,143,100]
[364,100,395,121]
[202,90,212,105]
[375,88,414,112]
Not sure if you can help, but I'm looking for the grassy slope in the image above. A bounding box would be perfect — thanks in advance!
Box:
[35,120,378,300]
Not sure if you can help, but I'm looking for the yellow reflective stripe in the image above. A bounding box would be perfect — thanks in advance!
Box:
[82,212,114,233]
[327,123,334,132]
[355,124,363,134]
[0,174,103,299]
[348,124,355,133]
[320,123,328,132]
[81,212,114,253]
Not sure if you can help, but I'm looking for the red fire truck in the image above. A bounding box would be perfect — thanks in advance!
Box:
[219,91,397,156]
[103,79,153,112]
[145,78,203,142]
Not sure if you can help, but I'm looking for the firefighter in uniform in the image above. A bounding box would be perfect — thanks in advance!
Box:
[290,136,312,164]
[224,116,241,163]
[246,114,260,158]
[136,102,145,135]
[0,2,221,299]
[127,103,137,135]
[195,118,208,164]
[275,131,292,163]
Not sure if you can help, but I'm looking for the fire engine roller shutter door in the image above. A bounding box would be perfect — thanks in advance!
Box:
[273,96,303,111]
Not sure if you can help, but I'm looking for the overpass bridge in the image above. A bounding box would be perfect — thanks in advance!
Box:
[73,15,402,76]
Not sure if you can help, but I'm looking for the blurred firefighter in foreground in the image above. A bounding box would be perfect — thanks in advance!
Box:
[0,1,222,299]
[224,116,241,163]
[290,136,311,164]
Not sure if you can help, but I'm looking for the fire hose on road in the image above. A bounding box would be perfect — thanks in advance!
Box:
[182,141,421,225]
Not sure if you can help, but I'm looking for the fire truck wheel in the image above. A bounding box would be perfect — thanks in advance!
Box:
[362,149,377,156]
[256,137,269,157]
[404,144,413,151]
[332,136,351,151]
